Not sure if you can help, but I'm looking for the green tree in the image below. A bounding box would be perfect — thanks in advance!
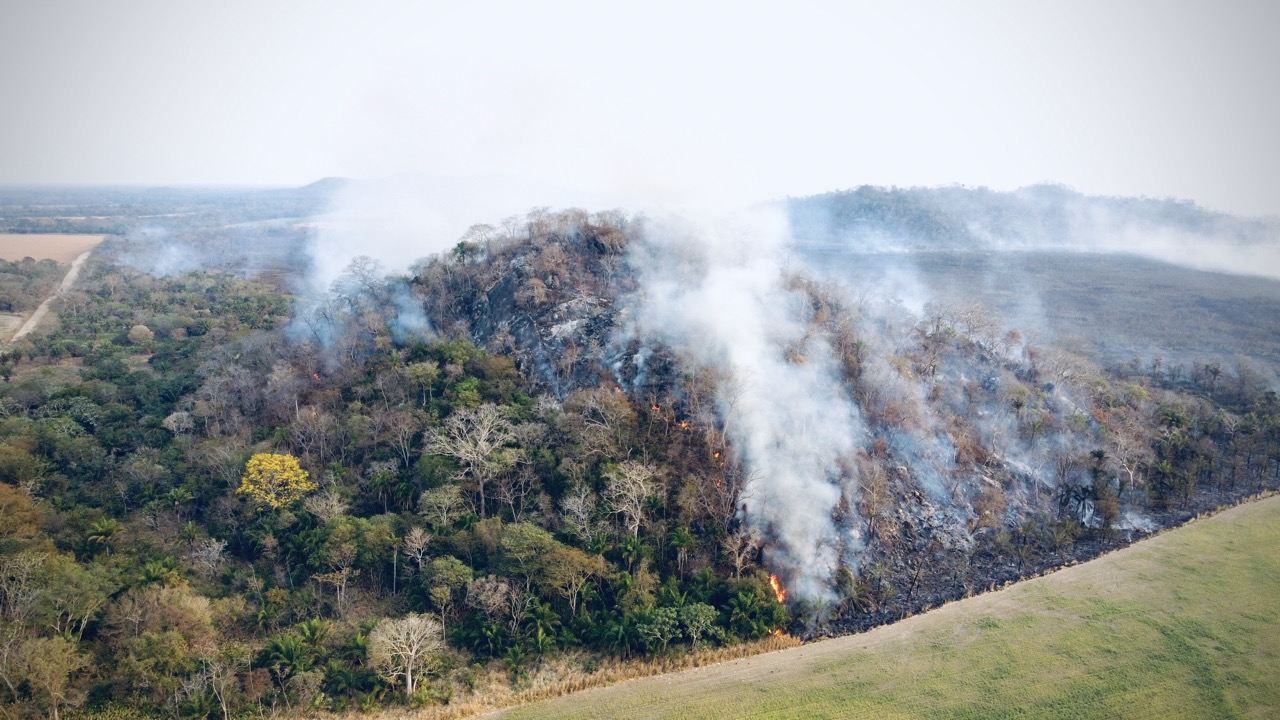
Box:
[18,635,88,720]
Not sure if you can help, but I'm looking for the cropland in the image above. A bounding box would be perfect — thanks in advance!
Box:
[501,494,1280,720]
[0,233,103,262]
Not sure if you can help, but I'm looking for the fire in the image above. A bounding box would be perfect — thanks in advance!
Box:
[679,421,689,429]
[652,404,661,412]
[769,574,787,603]
[312,373,321,381]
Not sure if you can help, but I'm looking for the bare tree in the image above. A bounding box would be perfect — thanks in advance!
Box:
[563,387,637,457]
[190,538,228,579]
[495,467,540,522]
[368,614,444,700]
[722,527,761,578]
[291,407,336,464]
[559,483,605,546]
[162,411,194,436]
[302,489,350,523]
[603,461,657,538]
[425,403,520,517]
[402,527,431,573]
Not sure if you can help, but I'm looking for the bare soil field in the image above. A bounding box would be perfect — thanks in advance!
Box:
[0,233,104,262]
[499,495,1280,720]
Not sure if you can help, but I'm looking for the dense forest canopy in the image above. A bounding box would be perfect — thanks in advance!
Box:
[0,185,1277,718]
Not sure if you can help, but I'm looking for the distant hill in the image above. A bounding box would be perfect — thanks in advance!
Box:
[788,185,1280,268]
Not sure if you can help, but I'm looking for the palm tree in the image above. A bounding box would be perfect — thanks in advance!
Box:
[667,526,694,577]
[296,618,331,660]
[86,517,123,555]
[264,634,314,678]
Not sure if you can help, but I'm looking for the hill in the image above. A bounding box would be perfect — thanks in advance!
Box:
[0,185,1276,717]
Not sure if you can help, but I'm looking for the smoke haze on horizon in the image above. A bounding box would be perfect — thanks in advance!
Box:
[1,1,1278,219]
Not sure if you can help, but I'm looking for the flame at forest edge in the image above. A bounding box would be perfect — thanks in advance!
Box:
[769,574,787,604]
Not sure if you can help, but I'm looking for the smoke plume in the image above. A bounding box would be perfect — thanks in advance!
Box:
[624,206,865,599]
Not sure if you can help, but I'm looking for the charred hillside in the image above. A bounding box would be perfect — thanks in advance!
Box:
[411,209,635,395]
[405,205,1280,627]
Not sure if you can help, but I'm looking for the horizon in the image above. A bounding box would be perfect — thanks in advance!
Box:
[2,2,1278,218]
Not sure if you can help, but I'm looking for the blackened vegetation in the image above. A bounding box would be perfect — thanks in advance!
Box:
[413,209,634,396]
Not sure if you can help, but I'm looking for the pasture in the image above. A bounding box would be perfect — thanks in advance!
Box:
[0,233,104,262]
[500,495,1280,720]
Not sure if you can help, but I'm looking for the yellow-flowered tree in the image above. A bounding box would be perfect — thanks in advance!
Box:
[237,453,316,509]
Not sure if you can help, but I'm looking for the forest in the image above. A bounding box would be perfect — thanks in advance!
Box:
[1,187,1278,719]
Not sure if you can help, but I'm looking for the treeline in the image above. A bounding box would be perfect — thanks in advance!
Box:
[0,257,66,314]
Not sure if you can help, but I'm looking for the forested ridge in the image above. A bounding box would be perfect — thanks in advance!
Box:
[1,197,1278,719]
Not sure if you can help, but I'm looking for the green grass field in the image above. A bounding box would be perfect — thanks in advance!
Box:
[501,496,1280,719]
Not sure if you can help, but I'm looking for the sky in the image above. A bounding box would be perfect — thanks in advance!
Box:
[1,0,1277,217]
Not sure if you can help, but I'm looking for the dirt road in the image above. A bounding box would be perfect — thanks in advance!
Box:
[11,249,93,340]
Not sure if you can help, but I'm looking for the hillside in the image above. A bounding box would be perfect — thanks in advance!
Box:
[0,185,1277,718]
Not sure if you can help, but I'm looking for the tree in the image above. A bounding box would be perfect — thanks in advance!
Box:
[604,460,657,538]
[0,483,43,545]
[367,614,444,700]
[127,324,155,344]
[425,556,472,629]
[544,546,606,616]
[18,635,88,720]
[678,602,720,647]
[236,453,316,510]
[402,526,431,572]
[418,484,464,529]
[636,607,679,654]
[403,362,440,407]
[426,403,520,517]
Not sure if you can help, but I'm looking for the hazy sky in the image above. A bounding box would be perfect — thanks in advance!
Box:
[1,1,1277,216]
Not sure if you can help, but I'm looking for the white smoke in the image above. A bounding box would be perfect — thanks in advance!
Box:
[625,206,865,599]
[304,173,617,298]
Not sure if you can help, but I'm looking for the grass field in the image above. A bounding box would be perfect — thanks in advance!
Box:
[0,233,104,262]
[500,495,1280,720]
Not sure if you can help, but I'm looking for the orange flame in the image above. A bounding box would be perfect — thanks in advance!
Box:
[679,421,689,429]
[769,574,787,603]
[312,373,321,381]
